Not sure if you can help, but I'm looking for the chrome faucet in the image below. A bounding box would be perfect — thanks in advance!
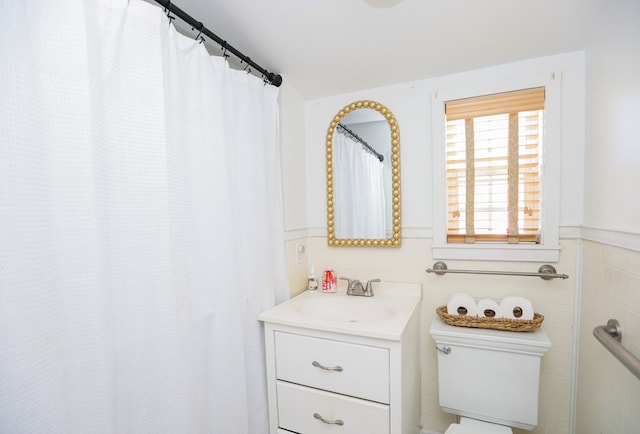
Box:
[339,277,380,297]
[365,278,380,297]
[340,277,365,296]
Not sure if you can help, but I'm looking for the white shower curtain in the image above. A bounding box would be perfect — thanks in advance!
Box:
[333,130,387,238]
[0,1,287,433]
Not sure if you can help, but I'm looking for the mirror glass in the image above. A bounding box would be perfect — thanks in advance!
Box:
[326,100,401,247]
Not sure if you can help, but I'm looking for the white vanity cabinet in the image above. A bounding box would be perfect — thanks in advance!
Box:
[258,282,421,434]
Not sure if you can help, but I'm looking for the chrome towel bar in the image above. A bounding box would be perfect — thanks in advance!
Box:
[425,261,569,280]
[593,319,640,380]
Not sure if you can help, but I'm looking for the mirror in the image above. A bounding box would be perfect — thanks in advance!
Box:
[326,100,401,247]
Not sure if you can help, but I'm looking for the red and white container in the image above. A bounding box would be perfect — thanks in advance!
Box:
[322,269,337,293]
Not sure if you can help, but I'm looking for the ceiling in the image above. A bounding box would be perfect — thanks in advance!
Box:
[171,0,605,100]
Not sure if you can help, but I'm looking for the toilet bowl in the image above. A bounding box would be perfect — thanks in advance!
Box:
[430,317,551,433]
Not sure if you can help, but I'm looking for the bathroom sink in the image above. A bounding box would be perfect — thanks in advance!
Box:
[293,296,394,322]
[258,281,422,340]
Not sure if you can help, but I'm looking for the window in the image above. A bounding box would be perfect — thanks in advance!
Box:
[431,73,561,262]
[445,87,544,244]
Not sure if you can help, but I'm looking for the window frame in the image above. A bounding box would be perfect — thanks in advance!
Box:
[431,72,562,262]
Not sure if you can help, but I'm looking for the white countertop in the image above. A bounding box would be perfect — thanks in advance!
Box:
[258,281,421,340]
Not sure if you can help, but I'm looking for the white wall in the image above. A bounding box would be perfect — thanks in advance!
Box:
[278,3,640,431]
[291,52,586,433]
[583,0,640,237]
[304,52,586,236]
[578,241,640,433]
[303,237,579,434]
[278,78,309,292]
[279,78,307,233]
[577,1,640,433]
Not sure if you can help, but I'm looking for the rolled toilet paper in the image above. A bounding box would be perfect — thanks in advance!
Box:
[446,292,477,316]
[500,296,535,320]
[476,298,502,318]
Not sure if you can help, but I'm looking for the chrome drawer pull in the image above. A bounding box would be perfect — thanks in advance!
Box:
[313,412,344,426]
[312,360,343,372]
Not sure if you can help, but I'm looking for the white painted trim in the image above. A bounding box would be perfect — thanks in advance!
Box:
[307,227,327,237]
[431,72,562,263]
[284,228,310,240]
[569,239,583,434]
[559,226,582,240]
[303,227,434,239]
[432,243,560,262]
[296,226,640,253]
[402,227,433,238]
[581,226,640,252]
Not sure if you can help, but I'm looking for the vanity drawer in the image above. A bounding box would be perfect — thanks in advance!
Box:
[277,380,389,434]
[274,331,389,403]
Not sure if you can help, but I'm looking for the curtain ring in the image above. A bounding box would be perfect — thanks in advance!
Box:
[193,22,205,44]
[165,1,175,24]
[220,41,229,60]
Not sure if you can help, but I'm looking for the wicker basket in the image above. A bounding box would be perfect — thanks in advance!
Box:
[436,305,544,332]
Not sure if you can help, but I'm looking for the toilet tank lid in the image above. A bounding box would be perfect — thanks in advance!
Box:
[430,317,551,354]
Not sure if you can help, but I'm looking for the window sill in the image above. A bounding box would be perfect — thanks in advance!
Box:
[432,243,560,262]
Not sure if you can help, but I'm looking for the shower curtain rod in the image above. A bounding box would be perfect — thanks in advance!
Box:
[337,123,384,162]
[153,0,283,87]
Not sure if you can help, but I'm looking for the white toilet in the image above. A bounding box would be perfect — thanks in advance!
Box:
[430,317,552,433]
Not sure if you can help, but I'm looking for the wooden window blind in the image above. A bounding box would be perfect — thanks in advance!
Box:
[445,87,544,244]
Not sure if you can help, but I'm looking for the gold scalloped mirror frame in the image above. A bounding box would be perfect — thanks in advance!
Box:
[326,100,401,247]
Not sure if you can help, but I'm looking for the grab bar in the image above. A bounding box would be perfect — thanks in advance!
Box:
[593,319,640,380]
[425,261,569,280]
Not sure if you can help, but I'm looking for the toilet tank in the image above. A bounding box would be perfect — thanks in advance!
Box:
[430,318,551,431]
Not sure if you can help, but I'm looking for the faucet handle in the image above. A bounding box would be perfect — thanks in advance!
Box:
[339,276,354,294]
[365,279,380,296]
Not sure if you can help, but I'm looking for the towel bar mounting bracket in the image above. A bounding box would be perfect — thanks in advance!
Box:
[603,318,622,342]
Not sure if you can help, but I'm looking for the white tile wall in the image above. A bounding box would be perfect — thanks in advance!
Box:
[288,236,578,434]
[576,241,640,434]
